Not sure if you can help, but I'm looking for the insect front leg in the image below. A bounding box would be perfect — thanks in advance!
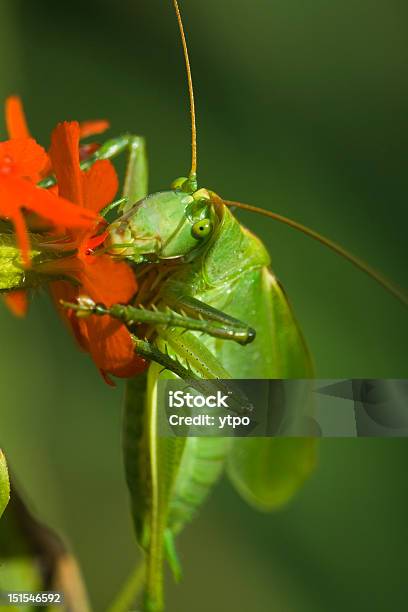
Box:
[121,135,148,205]
[63,298,255,346]
[61,298,254,413]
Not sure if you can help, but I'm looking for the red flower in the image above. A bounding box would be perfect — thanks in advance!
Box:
[3,96,33,317]
[2,96,110,316]
[48,121,146,383]
[0,98,100,268]
[1,97,145,381]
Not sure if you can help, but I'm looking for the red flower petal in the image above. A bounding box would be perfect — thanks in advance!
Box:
[80,258,145,376]
[3,290,28,317]
[79,119,110,139]
[5,96,30,139]
[86,314,142,375]
[50,255,144,379]
[80,254,137,305]
[85,229,109,252]
[49,122,83,206]
[1,176,98,228]
[0,138,48,180]
[50,280,91,352]
[81,159,118,213]
[50,122,118,217]
[0,176,99,267]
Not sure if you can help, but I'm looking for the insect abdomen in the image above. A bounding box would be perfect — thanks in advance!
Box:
[168,436,230,534]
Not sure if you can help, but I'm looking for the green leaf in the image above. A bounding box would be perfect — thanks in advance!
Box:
[0,449,10,518]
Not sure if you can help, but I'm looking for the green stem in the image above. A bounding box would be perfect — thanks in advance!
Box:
[107,561,146,612]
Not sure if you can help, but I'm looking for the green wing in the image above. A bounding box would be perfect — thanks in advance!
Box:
[227,437,316,510]
[215,267,317,510]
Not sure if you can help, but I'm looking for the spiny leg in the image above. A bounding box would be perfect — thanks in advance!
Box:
[161,281,256,345]
[62,297,233,377]
[132,336,252,417]
[132,336,195,380]
[63,298,255,346]
[61,298,252,414]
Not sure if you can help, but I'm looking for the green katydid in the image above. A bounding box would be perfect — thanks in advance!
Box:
[61,1,407,610]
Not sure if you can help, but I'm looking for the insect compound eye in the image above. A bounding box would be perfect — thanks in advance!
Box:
[191,218,212,239]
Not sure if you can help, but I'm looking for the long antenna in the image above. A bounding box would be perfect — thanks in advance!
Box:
[173,0,197,182]
[214,195,408,307]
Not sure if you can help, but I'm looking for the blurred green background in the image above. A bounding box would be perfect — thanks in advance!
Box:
[1,0,408,610]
